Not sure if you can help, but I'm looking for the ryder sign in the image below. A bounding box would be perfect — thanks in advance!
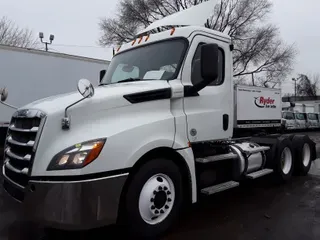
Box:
[254,96,276,108]
[235,85,281,128]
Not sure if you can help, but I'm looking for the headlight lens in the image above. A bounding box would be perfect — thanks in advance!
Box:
[47,138,106,171]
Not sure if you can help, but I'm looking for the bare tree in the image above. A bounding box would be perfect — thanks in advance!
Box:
[99,0,296,86]
[0,16,38,48]
[296,74,319,97]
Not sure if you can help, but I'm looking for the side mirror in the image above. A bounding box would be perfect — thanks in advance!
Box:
[0,87,8,102]
[77,79,94,98]
[201,43,219,81]
[186,43,219,96]
[0,88,18,109]
[99,70,106,83]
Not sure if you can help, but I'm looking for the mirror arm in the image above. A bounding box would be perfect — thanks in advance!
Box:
[64,97,86,118]
[62,78,95,130]
[62,97,86,130]
[0,101,18,110]
[186,78,212,96]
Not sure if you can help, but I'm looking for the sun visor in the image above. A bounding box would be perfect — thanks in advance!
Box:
[137,0,218,35]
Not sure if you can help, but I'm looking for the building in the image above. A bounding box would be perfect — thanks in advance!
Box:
[282,96,320,112]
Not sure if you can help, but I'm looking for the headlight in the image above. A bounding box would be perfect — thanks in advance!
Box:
[47,138,106,171]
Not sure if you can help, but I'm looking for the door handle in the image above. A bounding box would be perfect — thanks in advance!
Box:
[223,114,229,131]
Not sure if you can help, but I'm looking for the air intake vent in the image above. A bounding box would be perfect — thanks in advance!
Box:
[124,88,171,104]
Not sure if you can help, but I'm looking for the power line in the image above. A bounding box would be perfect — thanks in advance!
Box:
[52,43,107,49]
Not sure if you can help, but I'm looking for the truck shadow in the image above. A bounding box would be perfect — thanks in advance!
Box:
[4,174,317,240]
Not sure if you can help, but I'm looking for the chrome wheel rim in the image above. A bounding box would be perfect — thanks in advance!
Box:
[138,174,175,225]
[302,143,311,167]
[281,147,293,175]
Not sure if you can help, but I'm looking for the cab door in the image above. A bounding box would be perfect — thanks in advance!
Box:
[182,34,233,143]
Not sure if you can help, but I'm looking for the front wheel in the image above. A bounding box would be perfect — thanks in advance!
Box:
[122,158,183,238]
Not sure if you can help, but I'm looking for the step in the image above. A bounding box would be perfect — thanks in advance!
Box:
[201,181,239,195]
[196,153,238,163]
[246,169,274,179]
[244,146,270,155]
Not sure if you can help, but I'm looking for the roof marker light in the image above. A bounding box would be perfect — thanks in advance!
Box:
[138,36,143,44]
[145,34,150,42]
[132,39,137,46]
[117,45,121,52]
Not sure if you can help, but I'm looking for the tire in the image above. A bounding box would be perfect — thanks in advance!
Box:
[122,158,183,238]
[292,135,314,176]
[273,137,295,183]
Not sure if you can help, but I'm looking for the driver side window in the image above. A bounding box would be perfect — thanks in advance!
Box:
[191,43,225,86]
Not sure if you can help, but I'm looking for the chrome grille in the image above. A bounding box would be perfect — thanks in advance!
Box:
[3,109,46,191]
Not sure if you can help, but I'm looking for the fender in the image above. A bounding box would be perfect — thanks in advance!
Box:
[126,142,197,204]
[125,139,174,168]
[176,147,197,203]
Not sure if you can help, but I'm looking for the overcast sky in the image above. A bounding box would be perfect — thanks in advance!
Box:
[1,0,319,94]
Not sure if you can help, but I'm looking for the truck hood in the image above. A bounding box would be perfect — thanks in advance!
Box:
[21,80,171,115]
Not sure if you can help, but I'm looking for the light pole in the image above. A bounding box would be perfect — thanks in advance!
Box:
[292,78,298,100]
[39,32,54,51]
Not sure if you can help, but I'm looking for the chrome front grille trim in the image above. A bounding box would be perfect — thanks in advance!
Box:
[2,165,25,190]
[5,149,31,161]
[3,109,46,190]
[12,109,46,119]
[33,115,47,151]
[7,136,35,147]
[9,125,39,133]
[4,160,28,175]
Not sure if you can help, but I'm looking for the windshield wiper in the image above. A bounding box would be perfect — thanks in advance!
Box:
[100,78,143,86]
[117,78,142,83]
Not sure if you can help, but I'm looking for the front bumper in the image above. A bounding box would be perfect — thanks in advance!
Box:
[285,125,295,130]
[2,172,128,230]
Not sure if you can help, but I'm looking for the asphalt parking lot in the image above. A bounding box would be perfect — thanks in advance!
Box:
[1,132,320,240]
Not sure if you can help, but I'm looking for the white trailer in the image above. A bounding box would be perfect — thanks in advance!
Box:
[234,85,281,129]
[0,1,317,238]
[0,44,109,151]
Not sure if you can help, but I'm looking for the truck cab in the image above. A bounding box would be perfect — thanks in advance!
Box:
[307,112,320,129]
[282,111,296,130]
[294,112,308,129]
[1,24,235,235]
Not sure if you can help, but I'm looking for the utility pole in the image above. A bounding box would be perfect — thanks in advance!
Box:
[292,78,298,101]
[39,32,54,51]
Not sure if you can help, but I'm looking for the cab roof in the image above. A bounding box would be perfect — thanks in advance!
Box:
[115,26,231,56]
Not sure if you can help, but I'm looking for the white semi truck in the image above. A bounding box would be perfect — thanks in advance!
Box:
[0,1,317,238]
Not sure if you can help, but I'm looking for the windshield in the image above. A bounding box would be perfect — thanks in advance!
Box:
[101,39,187,85]
[282,112,295,120]
[295,113,306,120]
[308,113,318,120]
